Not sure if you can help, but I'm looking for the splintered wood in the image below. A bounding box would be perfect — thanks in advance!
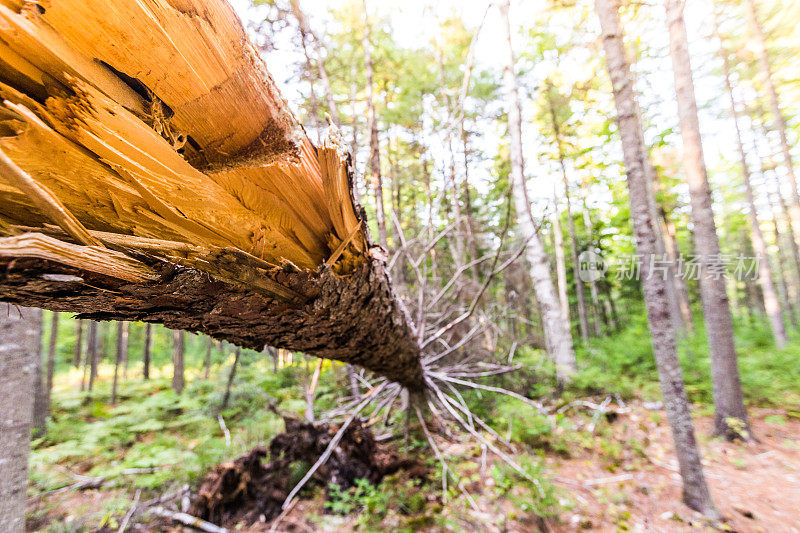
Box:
[0,0,423,388]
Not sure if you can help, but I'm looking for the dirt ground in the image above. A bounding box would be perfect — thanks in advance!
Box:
[28,404,800,532]
[548,404,800,532]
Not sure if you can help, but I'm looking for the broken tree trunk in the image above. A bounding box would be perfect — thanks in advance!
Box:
[0,0,423,390]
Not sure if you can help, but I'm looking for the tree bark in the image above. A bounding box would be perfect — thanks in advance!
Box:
[204,336,214,379]
[500,0,576,384]
[552,193,571,328]
[31,308,46,434]
[221,347,241,411]
[665,0,749,438]
[580,183,610,331]
[768,197,799,328]
[362,1,388,249]
[73,319,83,368]
[143,323,152,381]
[45,311,58,421]
[111,321,129,403]
[744,0,800,235]
[0,304,40,533]
[595,0,718,517]
[86,320,98,392]
[718,40,786,347]
[750,116,800,312]
[172,329,185,394]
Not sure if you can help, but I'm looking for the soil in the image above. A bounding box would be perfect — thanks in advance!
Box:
[548,404,800,532]
[27,405,800,532]
[188,417,425,528]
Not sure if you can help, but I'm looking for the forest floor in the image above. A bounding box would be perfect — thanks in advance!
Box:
[28,398,800,532]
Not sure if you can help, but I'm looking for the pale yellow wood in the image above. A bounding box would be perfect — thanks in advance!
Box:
[0,0,370,299]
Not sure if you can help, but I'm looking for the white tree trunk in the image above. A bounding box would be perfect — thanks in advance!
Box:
[499,0,576,384]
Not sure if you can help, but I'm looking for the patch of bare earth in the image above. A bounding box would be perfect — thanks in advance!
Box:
[549,403,800,532]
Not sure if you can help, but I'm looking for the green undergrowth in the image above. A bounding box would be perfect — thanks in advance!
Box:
[571,310,800,406]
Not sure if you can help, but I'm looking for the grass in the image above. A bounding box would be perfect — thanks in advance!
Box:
[573,308,800,406]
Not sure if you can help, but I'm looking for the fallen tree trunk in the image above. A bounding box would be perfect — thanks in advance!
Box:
[0,0,423,389]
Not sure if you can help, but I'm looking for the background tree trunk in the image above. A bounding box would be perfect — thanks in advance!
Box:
[362,1,388,249]
[552,193,571,328]
[0,304,41,533]
[204,336,214,379]
[719,40,786,347]
[86,321,99,392]
[111,321,129,403]
[500,0,576,385]
[143,324,152,381]
[665,0,749,438]
[73,319,83,368]
[31,309,46,435]
[221,347,242,411]
[595,0,718,517]
[172,330,185,394]
[45,312,58,422]
[745,0,800,233]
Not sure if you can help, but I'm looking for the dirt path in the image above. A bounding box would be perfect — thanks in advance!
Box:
[550,404,800,532]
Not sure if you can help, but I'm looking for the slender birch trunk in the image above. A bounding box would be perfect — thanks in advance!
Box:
[718,40,786,347]
[595,0,718,516]
[665,0,749,438]
[552,192,571,326]
[500,0,576,384]
[545,90,594,338]
[0,304,41,533]
[580,182,610,330]
[362,2,388,249]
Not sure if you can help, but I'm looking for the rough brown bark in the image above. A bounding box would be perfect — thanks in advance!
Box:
[595,0,718,517]
[0,304,40,533]
[665,0,749,438]
[0,255,424,389]
[500,0,576,383]
[718,39,786,347]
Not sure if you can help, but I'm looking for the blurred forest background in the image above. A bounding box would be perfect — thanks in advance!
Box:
[18,0,800,530]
